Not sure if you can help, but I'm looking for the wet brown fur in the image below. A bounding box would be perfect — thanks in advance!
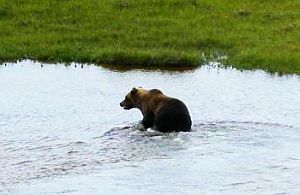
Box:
[120,87,192,132]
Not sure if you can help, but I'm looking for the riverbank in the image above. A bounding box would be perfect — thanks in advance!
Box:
[0,0,299,74]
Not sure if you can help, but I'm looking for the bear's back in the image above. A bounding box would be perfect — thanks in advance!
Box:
[153,98,191,132]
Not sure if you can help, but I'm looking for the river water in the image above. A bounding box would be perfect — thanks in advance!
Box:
[1,60,300,194]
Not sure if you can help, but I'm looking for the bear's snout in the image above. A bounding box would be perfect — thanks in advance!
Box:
[120,100,132,110]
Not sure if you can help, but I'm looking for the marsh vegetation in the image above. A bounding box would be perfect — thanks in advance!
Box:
[0,0,300,74]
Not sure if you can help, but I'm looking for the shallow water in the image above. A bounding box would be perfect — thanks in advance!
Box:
[1,60,300,194]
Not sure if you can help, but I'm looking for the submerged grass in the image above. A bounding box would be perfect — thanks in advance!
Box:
[0,0,300,74]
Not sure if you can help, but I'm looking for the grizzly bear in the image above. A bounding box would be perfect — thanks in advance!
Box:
[120,87,191,132]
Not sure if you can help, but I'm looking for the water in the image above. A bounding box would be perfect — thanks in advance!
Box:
[1,60,300,194]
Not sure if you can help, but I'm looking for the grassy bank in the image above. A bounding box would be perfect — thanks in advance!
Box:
[0,0,300,74]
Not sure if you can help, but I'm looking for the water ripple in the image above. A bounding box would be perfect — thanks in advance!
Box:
[1,61,300,194]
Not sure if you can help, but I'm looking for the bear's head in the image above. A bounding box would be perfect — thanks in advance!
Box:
[120,87,145,110]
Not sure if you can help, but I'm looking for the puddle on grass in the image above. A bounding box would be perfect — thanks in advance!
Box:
[1,60,300,194]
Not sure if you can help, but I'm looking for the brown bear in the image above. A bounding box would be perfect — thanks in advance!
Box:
[120,87,192,132]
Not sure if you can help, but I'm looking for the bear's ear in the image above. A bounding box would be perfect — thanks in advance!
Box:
[131,87,137,95]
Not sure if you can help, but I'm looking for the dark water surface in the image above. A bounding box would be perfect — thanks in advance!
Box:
[1,60,300,194]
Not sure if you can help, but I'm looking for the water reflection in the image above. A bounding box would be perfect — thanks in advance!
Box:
[1,60,300,194]
[100,63,196,73]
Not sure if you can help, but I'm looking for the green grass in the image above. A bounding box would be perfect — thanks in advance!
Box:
[0,0,300,74]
